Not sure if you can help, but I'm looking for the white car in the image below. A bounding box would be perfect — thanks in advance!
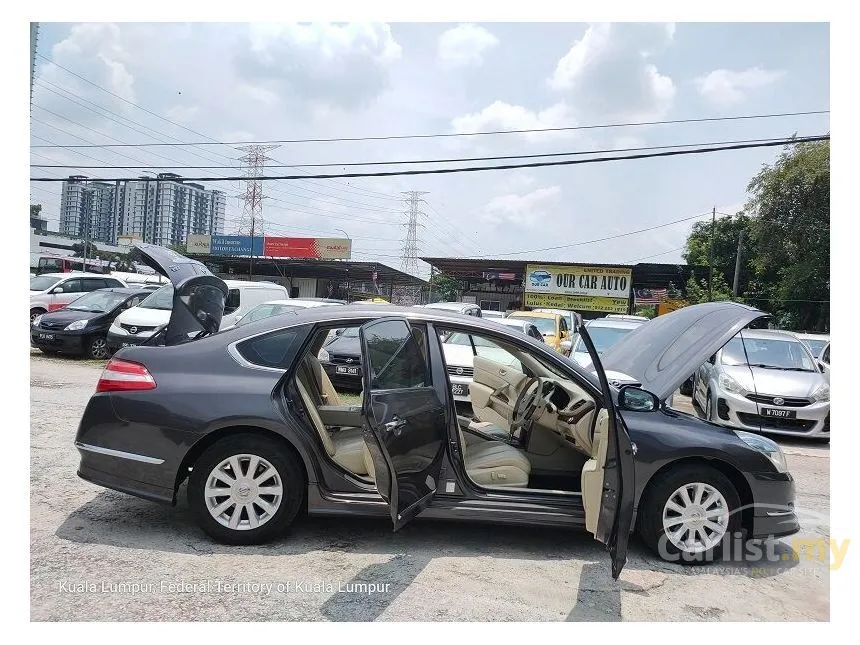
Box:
[795,332,830,360]
[480,309,505,319]
[224,298,344,330]
[107,280,289,351]
[492,317,546,343]
[570,316,647,368]
[30,272,127,323]
[818,342,830,382]
[441,330,522,403]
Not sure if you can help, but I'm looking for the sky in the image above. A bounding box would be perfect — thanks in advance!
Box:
[28,22,830,277]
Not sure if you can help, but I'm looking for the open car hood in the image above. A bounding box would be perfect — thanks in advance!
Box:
[130,242,228,346]
[600,301,768,401]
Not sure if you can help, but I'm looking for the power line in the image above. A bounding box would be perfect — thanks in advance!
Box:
[30,135,830,184]
[624,246,687,263]
[482,213,710,258]
[29,135,817,170]
[29,109,830,148]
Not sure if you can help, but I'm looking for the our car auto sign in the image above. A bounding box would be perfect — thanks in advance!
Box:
[524,264,633,314]
[263,237,351,260]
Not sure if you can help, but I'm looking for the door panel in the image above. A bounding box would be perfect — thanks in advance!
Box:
[470,356,528,429]
[359,317,447,531]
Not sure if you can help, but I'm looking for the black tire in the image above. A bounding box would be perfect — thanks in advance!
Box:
[86,335,110,360]
[30,308,46,324]
[638,464,742,564]
[188,434,304,545]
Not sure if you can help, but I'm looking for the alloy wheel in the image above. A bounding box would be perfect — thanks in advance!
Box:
[204,454,283,531]
[662,482,729,554]
[89,337,109,359]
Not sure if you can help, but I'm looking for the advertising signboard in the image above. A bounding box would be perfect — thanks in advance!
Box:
[524,263,633,314]
[210,235,264,256]
[186,234,211,254]
[263,237,351,259]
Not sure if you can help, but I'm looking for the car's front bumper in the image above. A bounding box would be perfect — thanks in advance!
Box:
[30,329,87,354]
[711,387,830,439]
[748,471,800,539]
[107,329,156,351]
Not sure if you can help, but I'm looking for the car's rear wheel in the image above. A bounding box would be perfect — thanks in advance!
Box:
[638,464,741,564]
[86,335,110,360]
[188,435,304,545]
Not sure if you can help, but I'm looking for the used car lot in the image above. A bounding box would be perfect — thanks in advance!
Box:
[30,352,829,621]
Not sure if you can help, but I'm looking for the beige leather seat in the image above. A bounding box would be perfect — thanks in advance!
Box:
[295,376,371,477]
[304,354,342,405]
[459,428,531,487]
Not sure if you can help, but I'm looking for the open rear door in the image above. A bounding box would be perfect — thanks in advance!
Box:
[359,317,447,531]
[577,324,636,580]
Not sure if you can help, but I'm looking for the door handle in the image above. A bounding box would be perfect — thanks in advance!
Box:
[382,416,407,436]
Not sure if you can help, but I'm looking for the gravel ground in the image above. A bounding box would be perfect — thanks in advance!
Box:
[30,352,830,621]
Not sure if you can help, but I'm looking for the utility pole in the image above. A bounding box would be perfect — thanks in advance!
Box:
[732,229,744,296]
[237,144,279,279]
[708,206,715,302]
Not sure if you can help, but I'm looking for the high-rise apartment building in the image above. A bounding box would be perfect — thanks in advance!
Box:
[60,174,226,246]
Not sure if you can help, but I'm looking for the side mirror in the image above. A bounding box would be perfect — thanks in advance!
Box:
[618,386,660,412]
[335,328,344,336]
[51,287,64,294]
[708,354,716,364]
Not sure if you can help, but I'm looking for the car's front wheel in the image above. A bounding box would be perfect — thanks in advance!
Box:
[188,435,304,545]
[638,464,741,564]
[86,335,110,360]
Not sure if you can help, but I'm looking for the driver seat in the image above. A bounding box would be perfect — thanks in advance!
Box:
[458,427,531,487]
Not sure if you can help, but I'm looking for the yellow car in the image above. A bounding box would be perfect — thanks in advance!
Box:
[505,310,572,355]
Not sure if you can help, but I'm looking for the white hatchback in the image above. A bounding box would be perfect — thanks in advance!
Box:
[30,272,127,323]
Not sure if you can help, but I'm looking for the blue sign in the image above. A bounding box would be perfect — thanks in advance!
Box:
[210,235,264,256]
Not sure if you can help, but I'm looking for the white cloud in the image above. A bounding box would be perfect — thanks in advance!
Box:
[548,23,676,121]
[481,186,562,226]
[695,67,786,108]
[235,23,402,114]
[451,101,575,142]
[165,104,199,123]
[437,24,499,67]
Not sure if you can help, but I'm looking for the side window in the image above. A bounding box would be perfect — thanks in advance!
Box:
[61,279,82,293]
[822,345,830,364]
[236,329,299,369]
[560,317,568,333]
[105,278,124,288]
[82,278,106,291]
[363,319,429,390]
[224,289,240,315]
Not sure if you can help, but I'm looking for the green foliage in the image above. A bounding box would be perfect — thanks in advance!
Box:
[681,140,830,331]
[72,242,133,271]
[429,272,459,302]
[168,243,188,255]
[633,305,656,319]
[684,273,734,305]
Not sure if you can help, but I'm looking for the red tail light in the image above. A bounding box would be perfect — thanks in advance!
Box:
[96,358,157,393]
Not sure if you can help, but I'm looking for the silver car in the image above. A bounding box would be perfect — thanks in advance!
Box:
[570,316,647,368]
[795,332,830,360]
[693,329,830,439]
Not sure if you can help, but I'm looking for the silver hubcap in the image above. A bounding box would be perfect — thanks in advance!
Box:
[662,482,729,554]
[204,454,283,531]
[90,338,108,359]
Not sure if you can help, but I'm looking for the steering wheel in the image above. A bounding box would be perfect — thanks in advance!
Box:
[510,378,550,447]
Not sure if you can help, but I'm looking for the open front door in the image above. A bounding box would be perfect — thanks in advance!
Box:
[578,325,636,580]
[359,317,447,531]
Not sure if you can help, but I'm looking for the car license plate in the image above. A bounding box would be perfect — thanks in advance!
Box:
[121,342,137,348]
[335,365,360,376]
[451,383,468,397]
[762,407,796,419]
[38,333,54,340]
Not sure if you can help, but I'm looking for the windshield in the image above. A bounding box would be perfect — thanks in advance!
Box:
[139,285,174,310]
[573,325,634,355]
[509,315,556,335]
[30,275,61,291]
[803,339,828,358]
[66,291,128,313]
[721,335,816,371]
[235,303,300,326]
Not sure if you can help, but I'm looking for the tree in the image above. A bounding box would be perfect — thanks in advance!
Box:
[429,272,458,302]
[72,241,100,259]
[683,211,753,295]
[684,273,734,305]
[745,140,830,331]
[168,243,187,255]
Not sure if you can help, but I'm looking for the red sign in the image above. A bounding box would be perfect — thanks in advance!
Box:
[262,237,351,260]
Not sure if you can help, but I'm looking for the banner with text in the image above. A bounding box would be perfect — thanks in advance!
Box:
[524,264,633,314]
[263,237,351,260]
[211,235,264,256]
